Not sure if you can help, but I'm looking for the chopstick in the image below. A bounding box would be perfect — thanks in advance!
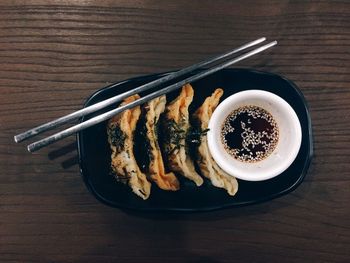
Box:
[24,40,277,152]
[14,37,266,143]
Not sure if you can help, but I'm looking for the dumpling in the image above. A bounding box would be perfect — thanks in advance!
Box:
[162,84,203,186]
[107,94,151,200]
[141,95,180,191]
[192,88,238,196]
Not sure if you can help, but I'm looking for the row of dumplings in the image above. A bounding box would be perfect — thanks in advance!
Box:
[107,84,238,200]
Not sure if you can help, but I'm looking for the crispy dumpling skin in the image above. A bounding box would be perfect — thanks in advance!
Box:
[107,95,151,200]
[192,88,238,196]
[163,84,203,186]
[143,96,180,191]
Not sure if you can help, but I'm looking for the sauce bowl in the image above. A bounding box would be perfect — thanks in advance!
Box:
[207,90,302,181]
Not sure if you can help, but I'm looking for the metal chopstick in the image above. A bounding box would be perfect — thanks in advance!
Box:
[14,37,266,143]
[27,40,277,152]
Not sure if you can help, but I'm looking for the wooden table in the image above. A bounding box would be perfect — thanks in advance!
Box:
[1,1,349,262]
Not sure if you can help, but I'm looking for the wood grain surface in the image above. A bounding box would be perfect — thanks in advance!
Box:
[1,1,349,262]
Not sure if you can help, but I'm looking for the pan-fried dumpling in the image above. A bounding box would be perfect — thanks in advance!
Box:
[142,95,180,191]
[163,84,203,186]
[107,94,151,200]
[192,89,238,196]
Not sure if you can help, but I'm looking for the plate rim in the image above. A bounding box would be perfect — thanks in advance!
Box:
[77,68,314,212]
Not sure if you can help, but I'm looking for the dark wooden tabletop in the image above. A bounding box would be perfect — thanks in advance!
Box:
[1,1,350,262]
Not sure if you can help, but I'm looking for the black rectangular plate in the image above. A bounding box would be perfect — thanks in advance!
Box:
[77,68,313,211]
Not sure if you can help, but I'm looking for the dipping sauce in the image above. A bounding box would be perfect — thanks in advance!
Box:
[221,105,279,162]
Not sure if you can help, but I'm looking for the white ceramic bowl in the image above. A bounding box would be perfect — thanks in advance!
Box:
[207,90,302,181]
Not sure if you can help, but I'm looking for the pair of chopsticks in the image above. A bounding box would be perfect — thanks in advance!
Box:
[14,37,277,152]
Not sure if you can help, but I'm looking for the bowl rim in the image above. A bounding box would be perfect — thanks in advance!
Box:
[207,89,302,181]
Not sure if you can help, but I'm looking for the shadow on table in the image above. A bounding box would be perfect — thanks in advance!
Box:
[48,142,79,169]
[187,258,222,263]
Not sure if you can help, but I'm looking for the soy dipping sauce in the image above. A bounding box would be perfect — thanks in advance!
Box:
[221,105,279,163]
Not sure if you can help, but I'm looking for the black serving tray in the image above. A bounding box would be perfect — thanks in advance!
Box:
[77,68,313,211]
